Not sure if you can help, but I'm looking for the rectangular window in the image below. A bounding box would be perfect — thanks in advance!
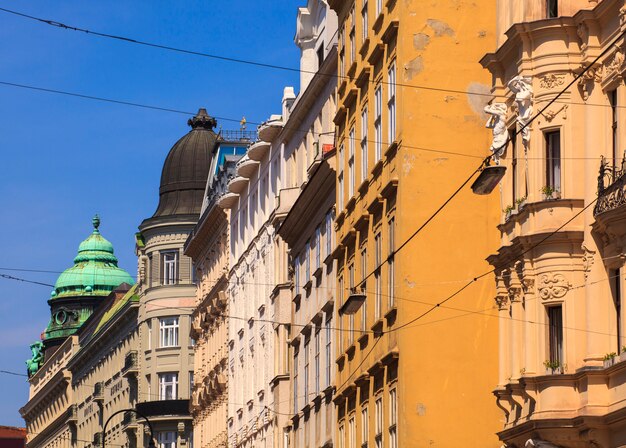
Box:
[374,233,382,321]
[304,340,310,403]
[545,130,561,193]
[349,263,355,344]
[189,372,194,398]
[361,108,369,181]
[315,329,320,394]
[376,0,383,17]
[295,254,301,293]
[548,305,563,368]
[294,350,299,412]
[159,317,179,348]
[305,241,311,284]
[374,86,383,162]
[326,212,333,258]
[339,424,345,448]
[610,90,618,169]
[315,227,321,269]
[147,320,152,350]
[387,63,396,143]
[362,1,369,42]
[349,416,356,448]
[546,0,558,18]
[158,431,177,448]
[162,251,178,285]
[388,217,395,307]
[511,127,517,203]
[349,127,356,197]
[326,318,332,387]
[375,397,383,448]
[339,275,345,349]
[361,407,369,447]
[361,248,368,331]
[350,29,356,64]
[389,389,397,448]
[340,30,345,78]
[338,144,345,210]
[159,373,178,400]
[612,268,622,353]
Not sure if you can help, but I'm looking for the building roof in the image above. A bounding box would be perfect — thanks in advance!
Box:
[50,216,134,301]
[146,108,219,222]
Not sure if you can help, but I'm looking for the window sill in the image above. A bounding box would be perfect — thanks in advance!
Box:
[359,38,370,58]
[358,332,369,348]
[346,343,356,358]
[304,279,313,294]
[155,346,180,352]
[372,159,384,178]
[336,353,346,369]
[372,12,384,34]
[385,140,398,158]
[347,61,358,80]
[384,306,397,325]
[358,177,370,196]
[371,319,384,337]
[313,266,323,280]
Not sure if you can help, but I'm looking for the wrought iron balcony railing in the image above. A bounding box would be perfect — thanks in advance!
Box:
[594,155,626,216]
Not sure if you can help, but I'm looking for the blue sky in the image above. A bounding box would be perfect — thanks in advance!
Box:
[0,1,301,426]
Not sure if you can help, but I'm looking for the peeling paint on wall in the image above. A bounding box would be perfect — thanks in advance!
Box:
[416,403,427,416]
[404,56,424,81]
[466,82,492,121]
[427,19,455,37]
[403,153,417,175]
[404,278,416,289]
[413,33,431,50]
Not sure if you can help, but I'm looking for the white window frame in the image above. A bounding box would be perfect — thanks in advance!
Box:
[388,217,395,307]
[159,373,178,400]
[361,0,369,42]
[158,431,177,448]
[349,416,356,448]
[304,339,310,402]
[374,85,383,162]
[375,396,383,448]
[294,349,299,412]
[376,0,383,17]
[361,107,368,181]
[361,407,369,447]
[325,318,332,388]
[389,388,397,448]
[159,317,179,348]
[349,127,356,197]
[387,63,396,144]
[361,248,368,331]
[374,233,382,321]
[162,251,178,285]
[338,144,345,210]
[315,329,320,394]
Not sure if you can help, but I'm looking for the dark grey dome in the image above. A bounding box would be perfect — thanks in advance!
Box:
[149,108,218,219]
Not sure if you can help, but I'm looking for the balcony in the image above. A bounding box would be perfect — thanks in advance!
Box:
[247,140,270,161]
[122,410,138,430]
[236,155,260,179]
[122,351,138,378]
[217,192,239,209]
[594,156,626,217]
[227,176,249,194]
[67,404,78,424]
[272,187,300,225]
[136,399,190,418]
[257,115,283,142]
[93,381,104,403]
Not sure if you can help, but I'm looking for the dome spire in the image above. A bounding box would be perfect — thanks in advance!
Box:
[92,214,100,233]
[188,108,217,130]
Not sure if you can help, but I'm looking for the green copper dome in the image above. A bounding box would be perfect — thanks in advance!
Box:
[50,215,135,300]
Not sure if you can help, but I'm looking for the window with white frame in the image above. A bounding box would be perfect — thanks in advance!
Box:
[387,63,396,143]
[158,431,177,448]
[304,339,310,402]
[189,372,194,399]
[305,241,311,284]
[159,373,178,400]
[294,254,301,293]
[349,127,356,197]
[375,396,383,448]
[315,227,321,270]
[374,85,383,162]
[374,233,382,320]
[361,108,368,182]
[339,424,345,448]
[349,416,356,448]
[388,217,395,307]
[160,317,179,347]
[339,275,345,349]
[389,388,397,448]
[350,11,356,64]
[376,0,383,17]
[338,144,345,210]
[325,318,332,387]
[361,248,368,331]
[326,211,334,257]
[162,251,178,285]
[361,407,369,447]
[362,0,369,42]
[315,329,320,394]
[349,263,355,345]
[340,30,345,78]
[294,349,299,412]
[147,319,152,350]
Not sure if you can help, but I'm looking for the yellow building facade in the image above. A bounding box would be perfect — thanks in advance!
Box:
[483,0,626,446]
[328,0,502,446]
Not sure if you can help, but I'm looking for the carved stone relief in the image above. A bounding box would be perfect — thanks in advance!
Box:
[577,66,602,101]
[538,273,571,300]
[495,294,509,310]
[604,48,625,82]
[539,74,565,89]
[581,243,596,280]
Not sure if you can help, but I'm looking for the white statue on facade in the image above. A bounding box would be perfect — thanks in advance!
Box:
[525,439,560,448]
[508,76,533,150]
[484,102,508,163]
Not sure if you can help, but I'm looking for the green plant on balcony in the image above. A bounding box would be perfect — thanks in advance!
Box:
[603,352,618,367]
[541,185,560,200]
[503,204,514,219]
[515,196,527,210]
[543,359,562,374]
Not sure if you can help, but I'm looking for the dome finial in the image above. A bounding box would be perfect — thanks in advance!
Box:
[188,108,217,130]
[92,214,101,233]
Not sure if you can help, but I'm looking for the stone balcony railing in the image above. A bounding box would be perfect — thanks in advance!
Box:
[594,155,626,216]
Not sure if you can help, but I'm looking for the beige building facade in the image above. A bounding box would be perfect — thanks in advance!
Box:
[185,140,249,448]
[482,0,626,446]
